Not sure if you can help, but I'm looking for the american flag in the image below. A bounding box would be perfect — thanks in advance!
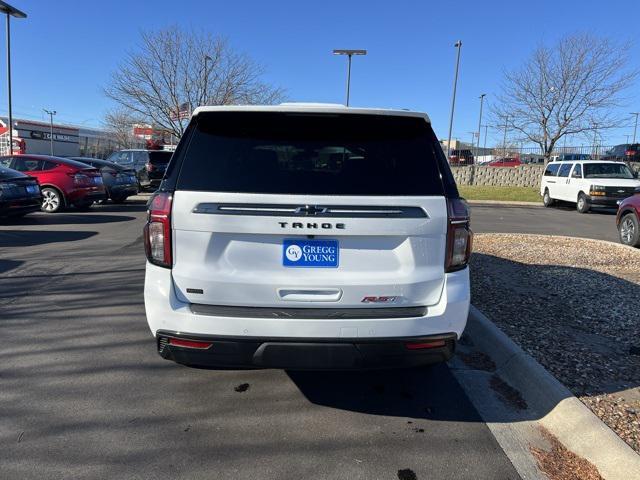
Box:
[170,102,191,121]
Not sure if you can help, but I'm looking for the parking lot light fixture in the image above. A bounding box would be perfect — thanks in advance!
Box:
[43,109,56,155]
[0,1,27,155]
[333,49,367,107]
[446,41,462,161]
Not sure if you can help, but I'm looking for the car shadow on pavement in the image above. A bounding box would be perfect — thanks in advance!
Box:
[2,213,138,226]
[287,365,482,423]
[551,203,618,215]
[0,230,98,247]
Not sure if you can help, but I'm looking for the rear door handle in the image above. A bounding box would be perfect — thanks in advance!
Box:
[278,288,342,302]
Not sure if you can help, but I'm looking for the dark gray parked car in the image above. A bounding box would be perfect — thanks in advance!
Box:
[105,149,173,189]
[71,157,139,203]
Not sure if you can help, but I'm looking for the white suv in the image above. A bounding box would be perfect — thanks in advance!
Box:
[541,160,640,213]
[143,104,472,369]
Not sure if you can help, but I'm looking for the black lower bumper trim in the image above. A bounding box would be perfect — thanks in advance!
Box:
[156,330,457,370]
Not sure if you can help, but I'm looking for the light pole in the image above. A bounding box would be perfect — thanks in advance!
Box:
[333,49,367,106]
[0,1,27,155]
[483,124,488,151]
[446,41,462,160]
[625,134,631,144]
[476,93,486,157]
[203,54,212,105]
[630,112,639,144]
[43,109,56,155]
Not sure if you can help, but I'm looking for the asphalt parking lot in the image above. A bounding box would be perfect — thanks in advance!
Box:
[0,201,619,479]
[471,203,619,242]
[0,202,520,480]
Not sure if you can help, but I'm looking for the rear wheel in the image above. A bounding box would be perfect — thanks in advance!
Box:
[41,187,63,213]
[577,193,590,214]
[543,189,554,207]
[111,195,128,204]
[619,213,640,247]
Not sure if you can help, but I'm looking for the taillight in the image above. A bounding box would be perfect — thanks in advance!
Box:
[143,192,173,268]
[445,198,473,272]
[625,150,636,156]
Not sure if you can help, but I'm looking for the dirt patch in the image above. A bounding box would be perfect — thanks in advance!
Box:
[458,351,496,372]
[490,374,528,411]
[530,426,603,480]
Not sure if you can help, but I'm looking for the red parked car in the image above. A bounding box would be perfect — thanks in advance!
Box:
[488,157,522,167]
[0,154,106,213]
[617,188,640,247]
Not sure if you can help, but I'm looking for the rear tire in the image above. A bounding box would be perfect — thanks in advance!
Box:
[543,189,554,207]
[41,187,63,213]
[111,195,128,204]
[577,193,590,214]
[619,213,640,247]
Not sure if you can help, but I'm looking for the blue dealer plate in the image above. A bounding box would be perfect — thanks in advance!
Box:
[283,239,339,268]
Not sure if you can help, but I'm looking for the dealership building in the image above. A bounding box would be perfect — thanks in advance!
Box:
[0,117,144,158]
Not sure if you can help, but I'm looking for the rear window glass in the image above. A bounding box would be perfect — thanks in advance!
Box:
[148,151,173,164]
[0,165,26,179]
[176,112,446,195]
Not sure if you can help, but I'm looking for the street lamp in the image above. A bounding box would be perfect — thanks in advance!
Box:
[445,41,462,160]
[630,112,639,144]
[476,94,486,158]
[0,1,27,155]
[333,49,367,106]
[43,109,56,155]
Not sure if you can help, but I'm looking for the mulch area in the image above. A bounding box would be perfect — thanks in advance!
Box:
[470,233,640,454]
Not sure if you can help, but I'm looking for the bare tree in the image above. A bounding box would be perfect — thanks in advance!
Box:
[104,26,285,138]
[492,34,637,159]
[103,108,143,149]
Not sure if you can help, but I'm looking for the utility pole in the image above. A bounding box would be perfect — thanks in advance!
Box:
[630,112,639,144]
[43,109,56,155]
[446,41,462,160]
[502,115,509,158]
[483,124,488,151]
[203,54,212,105]
[476,93,486,158]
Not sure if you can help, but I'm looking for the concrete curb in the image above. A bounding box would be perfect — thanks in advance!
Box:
[466,199,542,207]
[467,305,640,480]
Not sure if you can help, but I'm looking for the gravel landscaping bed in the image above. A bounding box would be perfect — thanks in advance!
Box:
[470,233,640,454]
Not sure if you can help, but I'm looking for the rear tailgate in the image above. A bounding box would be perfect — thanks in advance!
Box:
[171,192,447,307]
[167,111,455,310]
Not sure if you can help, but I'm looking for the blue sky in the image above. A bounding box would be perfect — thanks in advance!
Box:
[1,0,640,146]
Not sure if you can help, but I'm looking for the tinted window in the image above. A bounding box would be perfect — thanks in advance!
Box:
[42,161,58,170]
[13,158,44,172]
[0,157,12,168]
[148,151,173,164]
[176,112,446,195]
[132,151,148,165]
[110,151,133,165]
[571,164,582,178]
[544,163,560,176]
[584,163,634,179]
[558,163,573,177]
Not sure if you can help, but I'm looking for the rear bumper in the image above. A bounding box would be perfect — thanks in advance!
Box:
[156,330,456,370]
[0,196,42,216]
[108,184,138,198]
[144,263,470,369]
[67,187,107,204]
